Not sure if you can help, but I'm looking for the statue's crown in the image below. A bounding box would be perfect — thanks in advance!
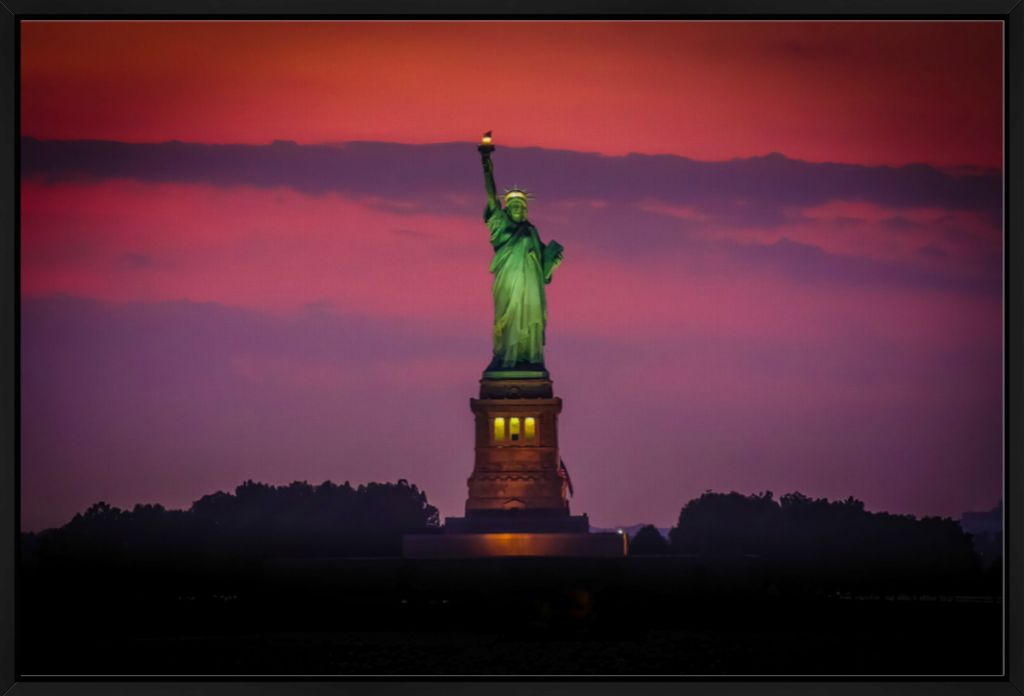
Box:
[503,187,531,204]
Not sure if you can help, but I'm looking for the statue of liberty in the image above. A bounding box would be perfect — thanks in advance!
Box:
[478,132,564,378]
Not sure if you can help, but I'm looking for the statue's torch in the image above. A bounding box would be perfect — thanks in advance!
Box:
[478,130,495,158]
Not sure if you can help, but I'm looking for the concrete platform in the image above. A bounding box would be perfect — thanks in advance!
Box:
[402,531,628,559]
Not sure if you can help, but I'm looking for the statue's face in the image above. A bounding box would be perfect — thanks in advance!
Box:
[506,198,528,223]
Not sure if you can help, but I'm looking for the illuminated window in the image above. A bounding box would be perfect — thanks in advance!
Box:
[510,417,521,441]
[524,417,536,440]
[493,417,505,441]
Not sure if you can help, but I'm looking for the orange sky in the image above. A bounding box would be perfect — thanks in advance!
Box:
[21,20,1003,168]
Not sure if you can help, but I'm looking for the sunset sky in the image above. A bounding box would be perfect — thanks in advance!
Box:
[20,21,1003,532]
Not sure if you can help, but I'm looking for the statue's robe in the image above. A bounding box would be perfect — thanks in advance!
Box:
[484,203,560,368]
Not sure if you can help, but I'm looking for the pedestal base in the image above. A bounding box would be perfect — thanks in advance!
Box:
[445,510,589,534]
[402,532,627,559]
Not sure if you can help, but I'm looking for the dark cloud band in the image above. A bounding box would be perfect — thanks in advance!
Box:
[21,138,1001,224]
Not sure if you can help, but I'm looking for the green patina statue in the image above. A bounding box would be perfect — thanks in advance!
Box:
[479,134,564,378]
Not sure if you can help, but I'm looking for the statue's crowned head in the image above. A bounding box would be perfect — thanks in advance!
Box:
[504,188,530,223]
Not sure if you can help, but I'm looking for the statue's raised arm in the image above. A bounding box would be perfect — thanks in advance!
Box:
[479,131,499,213]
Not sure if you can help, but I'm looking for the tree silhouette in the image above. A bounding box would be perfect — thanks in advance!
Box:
[34,479,440,571]
[667,490,981,594]
[629,524,669,555]
[29,483,985,596]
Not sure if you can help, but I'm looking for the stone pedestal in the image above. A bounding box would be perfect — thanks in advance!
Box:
[406,375,626,558]
[464,378,568,515]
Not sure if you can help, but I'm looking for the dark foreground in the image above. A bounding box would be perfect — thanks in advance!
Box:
[21,556,1002,676]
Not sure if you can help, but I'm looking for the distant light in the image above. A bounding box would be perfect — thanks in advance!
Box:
[617,529,623,535]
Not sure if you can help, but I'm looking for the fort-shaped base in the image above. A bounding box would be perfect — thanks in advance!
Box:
[402,532,627,559]
[445,510,588,534]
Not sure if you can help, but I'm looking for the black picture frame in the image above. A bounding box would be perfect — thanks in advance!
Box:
[1,2,1020,694]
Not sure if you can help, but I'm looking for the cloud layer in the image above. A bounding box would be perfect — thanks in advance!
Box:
[22,138,1001,221]
[21,21,1003,168]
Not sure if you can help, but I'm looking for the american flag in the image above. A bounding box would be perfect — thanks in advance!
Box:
[559,458,574,497]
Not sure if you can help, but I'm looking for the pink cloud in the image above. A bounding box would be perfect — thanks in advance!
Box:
[23,179,999,353]
[22,179,489,319]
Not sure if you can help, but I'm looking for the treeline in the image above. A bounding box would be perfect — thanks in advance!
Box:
[24,479,439,572]
[22,484,997,596]
[629,491,994,596]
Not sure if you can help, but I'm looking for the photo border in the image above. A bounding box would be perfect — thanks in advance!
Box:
[1,2,1020,694]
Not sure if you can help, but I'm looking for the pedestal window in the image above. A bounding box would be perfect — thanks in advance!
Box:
[492,416,538,443]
